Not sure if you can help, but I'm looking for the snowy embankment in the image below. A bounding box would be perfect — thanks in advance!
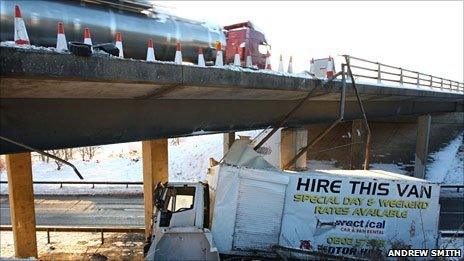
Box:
[426,132,464,198]
[426,132,463,184]
[0,131,260,195]
[0,131,462,195]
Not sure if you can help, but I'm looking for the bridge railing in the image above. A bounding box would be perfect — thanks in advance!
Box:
[344,55,464,93]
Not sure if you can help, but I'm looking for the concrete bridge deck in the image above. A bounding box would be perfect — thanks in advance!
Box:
[1,46,463,153]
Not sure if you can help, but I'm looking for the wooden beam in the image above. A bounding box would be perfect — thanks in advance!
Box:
[223,132,235,155]
[142,139,168,239]
[414,115,431,179]
[281,128,308,170]
[6,152,38,258]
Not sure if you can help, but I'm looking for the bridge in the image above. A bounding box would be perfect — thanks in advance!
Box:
[1,47,462,154]
[1,45,463,258]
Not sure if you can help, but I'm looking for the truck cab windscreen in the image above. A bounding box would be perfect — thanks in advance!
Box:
[158,186,196,227]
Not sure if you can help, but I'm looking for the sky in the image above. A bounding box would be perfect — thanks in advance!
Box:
[157,1,463,82]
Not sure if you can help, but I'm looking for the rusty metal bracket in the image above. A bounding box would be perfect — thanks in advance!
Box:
[282,65,347,170]
[0,136,84,179]
[283,56,373,170]
[344,55,372,170]
[254,71,343,151]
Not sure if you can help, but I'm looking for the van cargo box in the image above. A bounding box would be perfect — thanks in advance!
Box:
[207,140,439,259]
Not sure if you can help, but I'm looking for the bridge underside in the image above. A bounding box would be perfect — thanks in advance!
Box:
[0,98,459,153]
[1,47,462,153]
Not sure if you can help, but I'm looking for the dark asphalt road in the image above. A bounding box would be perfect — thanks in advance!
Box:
[0,194,144,227]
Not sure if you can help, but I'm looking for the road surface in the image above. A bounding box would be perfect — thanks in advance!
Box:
[0,194,144,227]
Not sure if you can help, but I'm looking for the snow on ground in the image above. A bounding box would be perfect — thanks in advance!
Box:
[1,41,60,53]
[426,132,464,184]
[306,132,463,184]
[307,159,340,170]
[1,130,462,195]
[353,78,464,95]
[439,236,464,261]
[307,159,409,175]
[169,134,222,181]
[370,163,409,175]
[426,132,464,198]
[0,131,260,195]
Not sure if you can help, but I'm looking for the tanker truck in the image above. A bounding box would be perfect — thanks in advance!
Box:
[0,0,271,68]
[145,138,441,260]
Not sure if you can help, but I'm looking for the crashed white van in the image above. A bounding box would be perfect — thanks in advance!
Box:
[146,139,440,260]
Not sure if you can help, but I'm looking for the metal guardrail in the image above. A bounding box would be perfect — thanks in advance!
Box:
[0,225,144,244]
[440,230,464,238]
[344,55,464,93]
[441,184,464,193]
[1,181,462,190]
[0,180,143,189]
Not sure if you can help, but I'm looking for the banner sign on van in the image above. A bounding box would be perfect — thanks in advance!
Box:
[279,174,440,259]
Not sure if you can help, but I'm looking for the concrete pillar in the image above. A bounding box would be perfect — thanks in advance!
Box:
[6,152,38,258]
[223,132,235,155]
[142,139,168,238]
[414,115,431,179]
[350,119,364,169]
[281,128,308,170]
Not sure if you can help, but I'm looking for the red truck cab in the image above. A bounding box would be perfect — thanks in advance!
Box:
[224,21,270,69]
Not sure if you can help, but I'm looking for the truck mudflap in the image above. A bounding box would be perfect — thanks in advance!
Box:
[145,230,219,261]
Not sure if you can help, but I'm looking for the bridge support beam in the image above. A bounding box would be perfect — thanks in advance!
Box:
[6,152,38,258]
[281,128,308,170]
[223,132,235,155]
[142,139,168,239]
[414,115,431,179]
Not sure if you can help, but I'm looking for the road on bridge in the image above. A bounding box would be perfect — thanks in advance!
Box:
[0,194,144,227]
[0,194,462,230]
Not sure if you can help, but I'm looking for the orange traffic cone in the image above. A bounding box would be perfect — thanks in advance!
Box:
[115,32,124,58]
[56,22,67,51]
[287,56,293,74]
[215,41,223,67]
[83,27,92,45]
[14,5,30,45]
[265,52,272,70]
[174,42,182,64]
[245,49,252,67]
[197,47,205,67]
[146,39,155,62]
[278,54,284,72]
[233,46,241,66]
[327,56,334,78]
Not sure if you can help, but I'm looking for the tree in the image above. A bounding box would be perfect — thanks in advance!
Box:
[48,150,64,170]
[78,146,100,161]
